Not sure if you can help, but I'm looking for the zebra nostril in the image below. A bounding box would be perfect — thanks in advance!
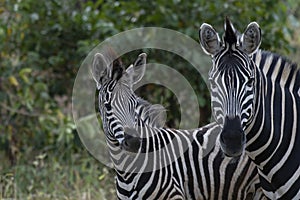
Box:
[242,132,246,144]
[220,132,226,144]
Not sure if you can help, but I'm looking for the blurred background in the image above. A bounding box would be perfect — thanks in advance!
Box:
[1,0,300,199]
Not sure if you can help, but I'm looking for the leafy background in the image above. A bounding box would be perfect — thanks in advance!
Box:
[1,0,300,199]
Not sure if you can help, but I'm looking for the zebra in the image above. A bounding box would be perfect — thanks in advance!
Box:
[91,49,264,199]
[199,17,300,199]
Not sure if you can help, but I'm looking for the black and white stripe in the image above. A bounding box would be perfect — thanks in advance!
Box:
[92,50,265,199]
[200,18,300,199]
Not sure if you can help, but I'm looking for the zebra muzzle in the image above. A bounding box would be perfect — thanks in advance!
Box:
[220,116,245,157]
[122,126,141,153]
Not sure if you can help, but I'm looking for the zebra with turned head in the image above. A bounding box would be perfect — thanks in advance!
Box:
[199,18,300,199]
[92,50,264,199]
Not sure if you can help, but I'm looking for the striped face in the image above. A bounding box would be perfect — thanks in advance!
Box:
[199,18,261,157]
[92,52,147,146]
[209,48,256,127]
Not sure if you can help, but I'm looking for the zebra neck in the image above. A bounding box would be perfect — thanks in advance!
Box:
[106,122,154,173]
[245,50,300,170]
[244,50,300,198]
[244,67,270,161]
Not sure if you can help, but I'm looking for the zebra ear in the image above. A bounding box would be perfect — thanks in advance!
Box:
[92,53,108,89]
[199,23,222,56]
[124,53,147,87]
[238,22,261,55]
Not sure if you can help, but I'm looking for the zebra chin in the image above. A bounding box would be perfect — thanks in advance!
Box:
[219,116,246,157]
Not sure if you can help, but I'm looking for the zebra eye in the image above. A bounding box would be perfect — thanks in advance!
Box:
[246,77,254,87]
[209,79,218,89]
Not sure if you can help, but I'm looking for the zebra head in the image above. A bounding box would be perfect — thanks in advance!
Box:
[199,18,261,157]
[92,51,147,147]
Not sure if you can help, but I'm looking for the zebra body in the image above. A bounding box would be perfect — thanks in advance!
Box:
[92,50,264,199]
[199,18,300,199]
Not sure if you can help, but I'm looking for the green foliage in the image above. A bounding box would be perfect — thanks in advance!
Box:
[94,0,296,53]
[0,0,299,198]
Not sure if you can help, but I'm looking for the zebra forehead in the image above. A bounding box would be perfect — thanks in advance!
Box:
[217,53,245,69]
[214,53,253,77]
[215,64,250,79]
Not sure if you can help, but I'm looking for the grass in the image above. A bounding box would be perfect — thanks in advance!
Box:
[0,146,116,200]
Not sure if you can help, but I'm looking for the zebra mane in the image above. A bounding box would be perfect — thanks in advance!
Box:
[259,49,298,68]
[136,97,166,128]
[224,17,238,46]
[255,50,299,80]
[102,47,124,80]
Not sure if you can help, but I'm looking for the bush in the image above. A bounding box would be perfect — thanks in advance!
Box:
[0,0,299,198]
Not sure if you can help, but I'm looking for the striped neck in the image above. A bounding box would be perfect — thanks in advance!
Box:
[243,50,300,197]
[244,60,268,157]
[245,50,300,160]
